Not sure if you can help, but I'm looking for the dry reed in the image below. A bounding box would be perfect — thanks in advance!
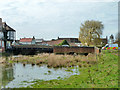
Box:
[8,53,97,68]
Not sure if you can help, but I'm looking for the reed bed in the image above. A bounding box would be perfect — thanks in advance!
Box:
[8,53,97,68]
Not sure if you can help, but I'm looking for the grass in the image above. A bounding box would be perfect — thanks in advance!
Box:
[23,50,118,88]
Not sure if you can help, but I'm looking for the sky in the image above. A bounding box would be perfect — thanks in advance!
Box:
[0,0,119,40]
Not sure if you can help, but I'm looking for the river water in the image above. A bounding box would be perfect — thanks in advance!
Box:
[0,63,80,88]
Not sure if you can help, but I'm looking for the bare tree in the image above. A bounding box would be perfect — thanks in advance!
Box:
[79,20,104,46]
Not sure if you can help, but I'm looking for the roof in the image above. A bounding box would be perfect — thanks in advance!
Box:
[35,39,44,42]
[100,38,107,40]
[42,40,63,45]
[2,22,15,31]
[58,37,81,43]
[58,38,78,40]
[69,43,78,46]
[19,38,33,42]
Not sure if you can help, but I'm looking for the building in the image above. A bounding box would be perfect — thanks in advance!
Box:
[42,39,63,46]
[57,37,81,43]
[14,40,20,45]
[19,36,35,45]
[0,18,16,52]
[35,39,44,45]
[100,36,108,46]
[57,37,81,46]
[109,34,114,44]
[40,37,81,46]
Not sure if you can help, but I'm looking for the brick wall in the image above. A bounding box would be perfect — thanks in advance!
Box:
[53,46,97,54]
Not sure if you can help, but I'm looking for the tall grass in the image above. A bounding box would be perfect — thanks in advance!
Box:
[8,53,96,68]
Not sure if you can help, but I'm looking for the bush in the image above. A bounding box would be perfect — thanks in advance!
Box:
[57,40,69,46]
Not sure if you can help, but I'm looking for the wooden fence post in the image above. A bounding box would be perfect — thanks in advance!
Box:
[95,46,98,71]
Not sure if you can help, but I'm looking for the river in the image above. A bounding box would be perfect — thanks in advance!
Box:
[0,63,80,88]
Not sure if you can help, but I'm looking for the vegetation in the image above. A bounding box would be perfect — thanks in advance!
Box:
[79,20,104,46]
[7,53,96,68]
[24,50,118,88]
[57,40,69,46]
[1,49,117,88]
[5,50,118,88]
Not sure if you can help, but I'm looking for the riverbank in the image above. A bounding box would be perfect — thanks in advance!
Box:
[24,50,118,88]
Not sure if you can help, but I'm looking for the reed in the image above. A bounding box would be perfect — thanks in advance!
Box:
[8,53,97,68]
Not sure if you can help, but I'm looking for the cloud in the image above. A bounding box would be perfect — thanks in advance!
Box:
[0,0,118,39]
[0,0,119,2]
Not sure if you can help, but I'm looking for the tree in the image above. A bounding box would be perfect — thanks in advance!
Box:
[115,32,120,41]
[79,20,104,46]
[57,40,69,46]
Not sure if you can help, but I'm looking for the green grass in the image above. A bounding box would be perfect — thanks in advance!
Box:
[25,51,118,88]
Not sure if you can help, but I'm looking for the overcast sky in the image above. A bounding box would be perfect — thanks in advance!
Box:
[0,0,118,40]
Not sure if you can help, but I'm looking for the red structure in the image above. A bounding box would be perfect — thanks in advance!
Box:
[19,37,35,45]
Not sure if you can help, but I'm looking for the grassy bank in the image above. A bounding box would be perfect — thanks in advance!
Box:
[24,50,118,88]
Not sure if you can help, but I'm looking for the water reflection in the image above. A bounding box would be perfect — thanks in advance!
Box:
[0,63,14,89]
[0,63,80,88]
